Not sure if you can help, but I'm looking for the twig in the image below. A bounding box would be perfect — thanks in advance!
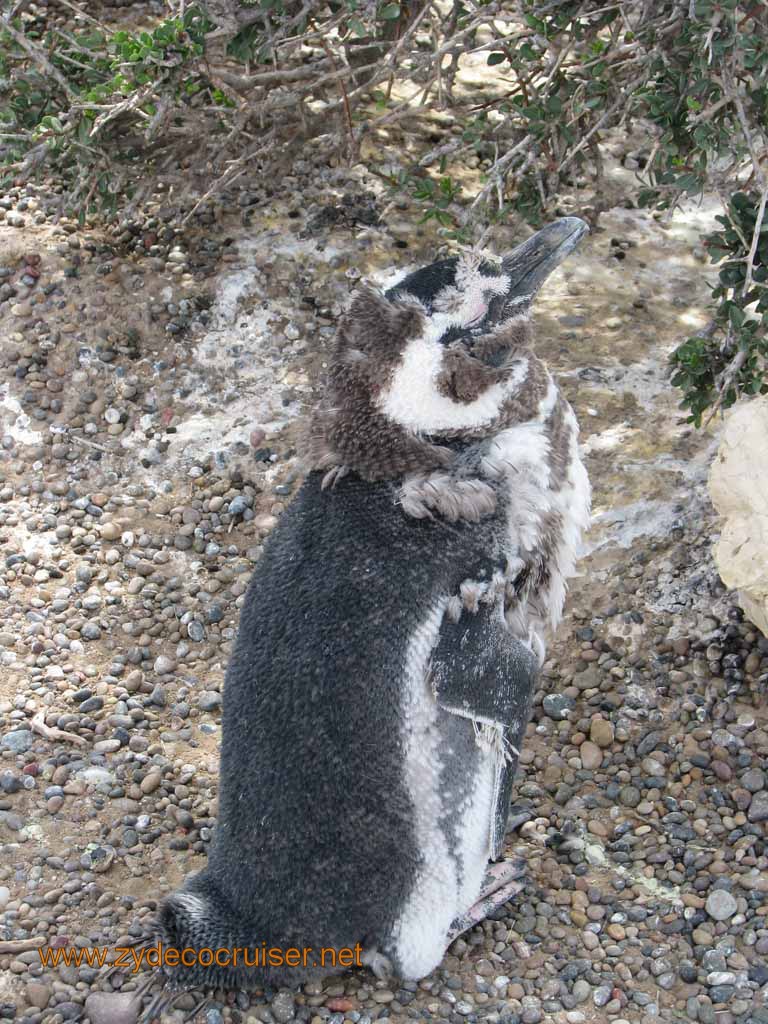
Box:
[729,74,767,188]
[703,347,747,427]
[53,0,111,31]
[90,83,164,138]
[71,434,110,453]
[742,183,768,299]
[689,91,734,125]
[31,710,88,747]
[315,29,354,157]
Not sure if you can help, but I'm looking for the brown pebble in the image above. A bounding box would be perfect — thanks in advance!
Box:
[140,773,162,795]
[25,981,51,1009]
[580,741,603,770]
[745,652,761,673]
[326,997,356,1012]
[712,760,732,781]
[589,717,614,748]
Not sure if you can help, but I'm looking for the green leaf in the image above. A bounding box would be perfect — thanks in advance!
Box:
[379,4,400,20]
[728,305,745,328]
[487,52,506,66]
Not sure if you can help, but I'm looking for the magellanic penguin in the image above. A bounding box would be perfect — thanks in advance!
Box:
[157,217,591,991]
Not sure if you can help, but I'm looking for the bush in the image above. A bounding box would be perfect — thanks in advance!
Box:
[1,0,766,423]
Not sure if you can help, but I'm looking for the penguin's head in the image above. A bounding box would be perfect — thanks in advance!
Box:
[372,216,588,435]
[308,217,587,481]
[386,216,588,364]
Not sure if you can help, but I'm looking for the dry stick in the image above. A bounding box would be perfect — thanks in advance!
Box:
[8,0,32,16]
[71,434,110,453]
[0,937,46,955]
[703,348,747,428]
[742,183,768,299]
[730,79,767,188]
[382,1,437,76]
[314,29,354,157]
[31,710,88,747]
[419,136,465,168]
[53,0,111,31]
[201,57,332,94]
[689,91,735,125]
[90,83,162,138]
[270,0,331,49]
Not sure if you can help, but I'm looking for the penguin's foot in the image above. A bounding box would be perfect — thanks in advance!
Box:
[445,858,527,944]
[480,856,527,897]
[360,947,393,981]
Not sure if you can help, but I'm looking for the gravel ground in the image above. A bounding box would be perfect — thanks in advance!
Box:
[0,146,767,1024]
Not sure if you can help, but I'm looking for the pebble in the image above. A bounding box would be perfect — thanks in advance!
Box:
[589,718,614,747]
[747,790,768,822]
[572,980,590,1003]
[140,772,162,795]
[84,991,141,1024]
[706,891,738,921]
[543,693,573,719]
[1,729,33,753]
[579,740,602,769]
[24,982,51,1010]
[271,991,296,1022]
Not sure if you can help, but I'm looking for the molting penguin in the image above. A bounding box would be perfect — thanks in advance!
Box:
[157,217,591,992]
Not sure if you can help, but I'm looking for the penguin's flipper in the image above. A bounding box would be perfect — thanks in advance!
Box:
[430,600,539,858]
[445,858,528,942]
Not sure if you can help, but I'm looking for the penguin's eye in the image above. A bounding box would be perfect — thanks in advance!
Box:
[461,289,493,328]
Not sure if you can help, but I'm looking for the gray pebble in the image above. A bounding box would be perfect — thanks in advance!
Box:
[593,986,612,1007]
[187,620,205,641]
[705,890,737,921]
[271,991,296,1023]
[747,789,768,822]
[1,729,33,753]
[543,693,573,719]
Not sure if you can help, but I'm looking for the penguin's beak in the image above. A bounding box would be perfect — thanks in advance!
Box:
[501,217,588,300]
[470,217,588,368]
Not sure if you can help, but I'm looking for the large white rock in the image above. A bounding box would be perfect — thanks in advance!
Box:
[709,396,768,636]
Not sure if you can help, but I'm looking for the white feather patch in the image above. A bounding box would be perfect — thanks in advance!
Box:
[378,336,529,433]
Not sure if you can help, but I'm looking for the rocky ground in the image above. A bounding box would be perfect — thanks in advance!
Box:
[0,117,767,1024]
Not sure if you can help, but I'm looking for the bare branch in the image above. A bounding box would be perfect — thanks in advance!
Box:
[742,183,768,300]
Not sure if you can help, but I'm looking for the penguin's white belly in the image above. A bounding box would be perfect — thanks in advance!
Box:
[387,603,496,980]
